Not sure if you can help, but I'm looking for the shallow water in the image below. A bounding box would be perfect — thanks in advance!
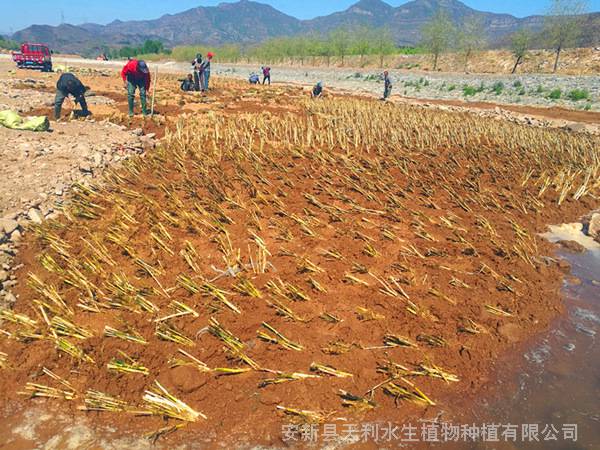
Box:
[449,236,600,450]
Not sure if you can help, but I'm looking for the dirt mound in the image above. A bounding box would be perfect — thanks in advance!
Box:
[0,92,598,447]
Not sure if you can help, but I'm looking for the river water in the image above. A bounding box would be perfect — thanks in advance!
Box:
[441,227,600,450]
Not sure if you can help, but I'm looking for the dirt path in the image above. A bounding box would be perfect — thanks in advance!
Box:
[404,96,600,127]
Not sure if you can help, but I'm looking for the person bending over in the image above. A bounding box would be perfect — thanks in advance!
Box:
[54,72,90,120]
[121,59,151,117]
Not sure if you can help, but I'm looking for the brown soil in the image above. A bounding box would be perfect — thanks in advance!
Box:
[0,65,599,449]
[406,96,600,125]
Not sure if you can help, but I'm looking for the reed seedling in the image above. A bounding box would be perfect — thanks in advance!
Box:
[155,300,199,322]
[146,424,187,443]
[382,334,417,348]
[156,323,195,347]
[355,307,384,321]
[310,363,353,378]
[169,349,211,372]
[416,334,446,347]
[383,380,435,407]
[319,312,342,324]
[104,325,148,345]
[485,305,513,317]
[266,298,306,322]
[339,390,377,412]
[321,341,356,355]
[259,371,319,388]
[258,323,304,351]
[80,390,131,412]
[143,381,205,421]
[20,367,76,400]
[276,406,330,424]
[108,351,149,375]
[55,337,94,363]
[50,316,93,340]
[234,277,262,298]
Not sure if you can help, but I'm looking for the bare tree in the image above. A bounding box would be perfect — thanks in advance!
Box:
[457,15,487,72]
[421,10,456,71]
[544,0,587,73]
[510,29,532,74]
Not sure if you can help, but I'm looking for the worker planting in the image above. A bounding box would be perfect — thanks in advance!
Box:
[0,81,599,446]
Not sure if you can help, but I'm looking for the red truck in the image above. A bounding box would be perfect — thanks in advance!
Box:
[12,43,53,72]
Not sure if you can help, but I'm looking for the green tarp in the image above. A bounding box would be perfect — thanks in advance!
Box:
[0,110,49,132]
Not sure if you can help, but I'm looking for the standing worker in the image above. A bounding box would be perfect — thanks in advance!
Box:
[311,81,324,99]
[191,53,204,92]
[54,72,91,120]
[261,66,271,85]
[203,52,213,91]
[121,59,151,117]
[382,71,393,101]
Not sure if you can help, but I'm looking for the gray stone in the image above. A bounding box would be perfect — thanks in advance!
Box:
[79,162,93,173]
[92,152,103,167]
[588,213,600,239]
[27,208,43,224]
[557,240,586,253]
[565,123,587,133]
[0,218,18,235]
[3,292,16,305]
[10,229,21,243]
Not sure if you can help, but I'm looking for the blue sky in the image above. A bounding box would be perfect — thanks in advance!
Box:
[2,0,599,33]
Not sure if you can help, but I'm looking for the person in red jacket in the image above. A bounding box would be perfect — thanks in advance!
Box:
[121,59,151,117]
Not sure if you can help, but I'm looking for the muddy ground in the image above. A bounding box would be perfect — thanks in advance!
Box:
[0,59,599,449]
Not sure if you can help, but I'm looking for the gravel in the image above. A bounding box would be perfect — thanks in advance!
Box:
[214,64,600,111]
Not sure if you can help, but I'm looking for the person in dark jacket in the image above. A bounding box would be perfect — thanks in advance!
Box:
[54,73,90,120]
[191,53,204,92]
[311,81,324,98]
[382,71,393,101]
[121,59,151,116]
[181,74,194,92]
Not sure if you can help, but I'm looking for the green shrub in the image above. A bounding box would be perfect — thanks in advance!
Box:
[567,89,590,101]
[536,85,544,94]
[463,85,477,96]
[448,84,456,91]
[518,87,526,96]
[513,80,523,88]
[491,81,504,95]
[584,103,592,111]
[548,89,562,100]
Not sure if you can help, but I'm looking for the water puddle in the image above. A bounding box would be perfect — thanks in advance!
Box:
[446,223,600,449]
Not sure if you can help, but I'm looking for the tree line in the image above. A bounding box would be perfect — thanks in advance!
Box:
[418,0,588,73]
[0,36,20,51]
[92,0,590,74]
[155,27,403,68]
[101,39,169,59]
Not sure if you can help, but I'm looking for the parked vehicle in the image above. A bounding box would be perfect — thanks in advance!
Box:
[12,43,53,72]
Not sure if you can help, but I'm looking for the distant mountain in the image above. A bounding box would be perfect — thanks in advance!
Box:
[11,0,600,54]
